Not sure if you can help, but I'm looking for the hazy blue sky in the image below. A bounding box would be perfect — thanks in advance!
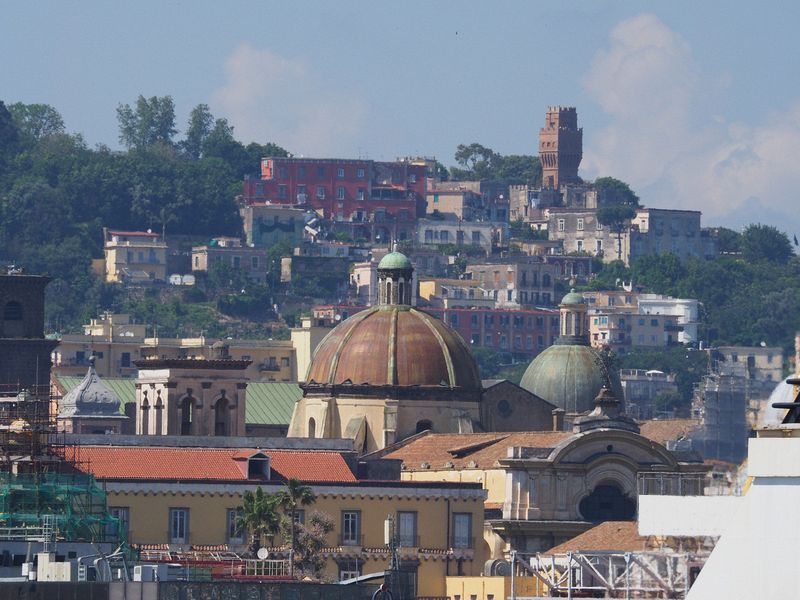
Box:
[4,1,800,233]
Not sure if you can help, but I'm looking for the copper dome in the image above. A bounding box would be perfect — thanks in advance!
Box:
[306,305,481,391]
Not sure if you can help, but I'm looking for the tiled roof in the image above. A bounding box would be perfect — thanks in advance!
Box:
[382,431,572,471]
[246,382,301,425]
[543,521,646,555]
[70,446,356,483]
[55,375,300,425]
[638,418,701,445]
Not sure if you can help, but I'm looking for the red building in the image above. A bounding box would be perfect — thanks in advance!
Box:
[243,157,428,242]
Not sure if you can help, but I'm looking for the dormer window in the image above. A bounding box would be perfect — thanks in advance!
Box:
[247,453,270,478]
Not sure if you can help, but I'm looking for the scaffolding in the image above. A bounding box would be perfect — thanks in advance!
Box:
[0,382,120,544]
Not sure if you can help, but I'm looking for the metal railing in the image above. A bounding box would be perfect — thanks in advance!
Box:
[637,472,707,496]
[338,534,364,546]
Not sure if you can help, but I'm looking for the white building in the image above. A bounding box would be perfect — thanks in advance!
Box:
[637,294,701,344]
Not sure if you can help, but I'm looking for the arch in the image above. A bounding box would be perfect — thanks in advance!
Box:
[308,417,316,438]
[140,398,150,435]
[416,419,433,434]
[154,398,164,435]
[180,396,196,436]
[386,281,392,304]
[214,397,229,436]
[578,483,636,522]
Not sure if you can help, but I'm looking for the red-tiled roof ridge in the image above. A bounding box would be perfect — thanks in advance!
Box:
[446,434,509,458]
[542,521,646,555]
[64,446,357,483]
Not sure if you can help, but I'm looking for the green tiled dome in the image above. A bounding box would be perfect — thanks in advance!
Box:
[560,290,586,305]
[520,344,622,414]
[378,251,412,271]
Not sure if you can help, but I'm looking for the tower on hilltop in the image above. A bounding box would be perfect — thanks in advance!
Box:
[539,106,583,189]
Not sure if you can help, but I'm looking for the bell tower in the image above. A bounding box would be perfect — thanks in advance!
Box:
[539,106,583,189]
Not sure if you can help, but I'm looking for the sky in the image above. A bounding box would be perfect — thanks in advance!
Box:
[4,1,800,235]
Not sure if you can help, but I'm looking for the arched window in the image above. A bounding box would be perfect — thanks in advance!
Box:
[214,397,229,436]
[141,399,150,435]
[154,398,164,435]
[308,417,316,438]
[579,484,636,522]
[542,274,551,287]
[386,281,392,304]
[416,419,433,434]
[180,396,195,435]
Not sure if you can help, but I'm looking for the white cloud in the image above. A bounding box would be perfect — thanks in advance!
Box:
[582,14,800,235]
[212,43,366,156]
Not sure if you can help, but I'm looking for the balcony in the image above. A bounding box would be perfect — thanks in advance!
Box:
[338,534,364,547]
[259,363,281,372]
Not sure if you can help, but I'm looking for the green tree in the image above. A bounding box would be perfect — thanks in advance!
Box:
[714,227,741,254]
[740,224,793,265]
[7,103,65,145]
[452,143,497,181]
[596,204,636,261]
[117,95,177,150]
[0,101,20,168]
[236,486,282,555]
[182,103,214,159]
[275,479,316,578]
[593,177,640,207]
[293,511,335,579]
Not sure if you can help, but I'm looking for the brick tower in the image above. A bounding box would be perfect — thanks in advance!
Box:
[539,106,583,189]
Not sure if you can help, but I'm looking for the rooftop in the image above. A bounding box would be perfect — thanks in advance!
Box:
[637,419,701,445]
[543,521,646,555]
[67,446,358,483]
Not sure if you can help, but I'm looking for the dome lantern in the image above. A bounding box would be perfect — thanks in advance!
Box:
[377,244,413,306]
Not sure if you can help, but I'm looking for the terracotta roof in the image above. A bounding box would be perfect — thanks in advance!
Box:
[543,521,646,555]
[638,419,700,445]
[382,431,572,471]
[70,446,356,483]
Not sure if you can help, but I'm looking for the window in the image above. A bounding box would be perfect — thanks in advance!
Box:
[471,333,480,344]
[251,256,259,269]
[450,313,459,327]
[298,166,306,178]
[651,319,659,326]
[227,508,244,545]
[484,334,493,347]
[120,352,131,368]
[108,507,129,540]
[577,218,584,231]
[278,166,287,179]
[233,256,241,268]
[337,186,345,200]
[337,167,345,178]
[408,173,416,183]
[397,511,417,547]
[278,184,287,199]
[472,230,481,245]
[316,186,326,199]
[597,219,604,230]
[452,513,472,548]
[557,219,565,232]
[356,167,365,179]
[596,240,603,253]
[577,240,584,252]
[255,182,265,197]
[342,511,360,545]
[317,166,325,178]
[169,508,189,544]
[357,188,365,201]
[440,230,450,243]
[339,560,361,581]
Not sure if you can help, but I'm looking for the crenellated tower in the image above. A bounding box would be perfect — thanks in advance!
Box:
[538,106,583,189]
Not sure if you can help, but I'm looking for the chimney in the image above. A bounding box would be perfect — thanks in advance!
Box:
[552,408,565,431]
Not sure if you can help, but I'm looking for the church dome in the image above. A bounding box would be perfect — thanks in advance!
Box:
[520,345,622,414]
[59,358,122,418]
[306,305,481,393]
[560,289,586,305]
[378,251,413,271]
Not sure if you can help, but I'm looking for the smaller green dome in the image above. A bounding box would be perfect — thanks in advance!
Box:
[378,251,412,271]
[560,289,586,305]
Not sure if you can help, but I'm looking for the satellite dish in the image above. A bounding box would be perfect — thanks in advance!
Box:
[256,548,269,560]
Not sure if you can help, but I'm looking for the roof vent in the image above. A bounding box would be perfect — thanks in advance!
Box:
[445,461,454,468]
[420,462,431,469]
[467,460,478,468]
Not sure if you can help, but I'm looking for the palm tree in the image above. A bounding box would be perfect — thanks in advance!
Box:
[236,486,281,555]
[274,479,316,577]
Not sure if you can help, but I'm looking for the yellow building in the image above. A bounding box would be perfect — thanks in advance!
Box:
[75,441,487,595]
[53,313,296,382]
[103,229,168,283]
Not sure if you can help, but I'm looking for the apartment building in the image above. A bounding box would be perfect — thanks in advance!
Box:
[103,229,168,283]
[464,259,560,308]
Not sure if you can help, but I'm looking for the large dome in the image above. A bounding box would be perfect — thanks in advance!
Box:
[306,305,481,392]
[519,344,622,414]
